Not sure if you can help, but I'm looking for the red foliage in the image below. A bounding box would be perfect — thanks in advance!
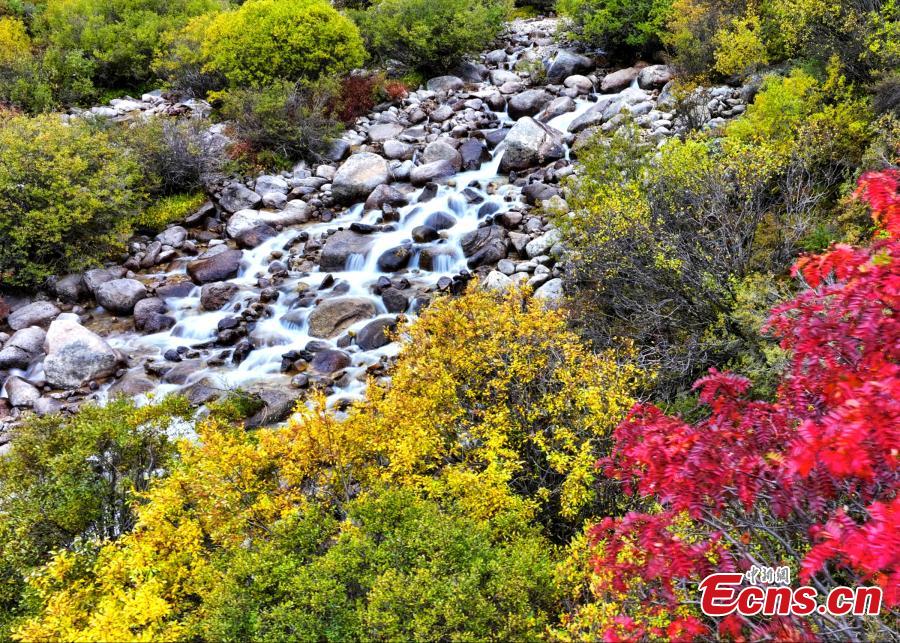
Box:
[335,74,378,124]
[588,170,900,640]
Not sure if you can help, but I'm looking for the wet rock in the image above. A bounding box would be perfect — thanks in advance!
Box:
[134,297,176,333]
[0,326,46,370]
[381,287,409,313]
[8,301,60,330]
[537,96,576,122]
[522,182,560,205]
[162,359,203,384]
[226,206,308,241]
[459,138,488,171]
[638,64,674,89]
[423,139,462,170]
[43,316,120,388]
[219,182,262,213]
[307,297,377,338]
[376,245,413,272]
[5,376,40,407]
[490,69,520,86]
[319,230,375,271]
[412,225,439,243]
[156,279,196,299]
[156,226,188,248]
[245,389,300,428]
[356,317,397,351]
[310,348,351,373]
[429,105,454,122]
[187,249,243,284]
[410,159,456,186]
[110,373,157,396]
[424,211,457,231]
[426,75,465,93]
[96,278,148,315]
[234,223,277,248]
[364,184,409,211]
[332,152,390,204]
[600,66,642,92]
[200,281,240,310]
[182,379,224,405]
[499,117,564,172]
[261,191,287,210]
[547,50,594,84]
[508,89,553,120]
[563,74,593,92]
[418,246,457,271]
[508,231,531,254]
[325,139,352,162]
[462,225,508,268]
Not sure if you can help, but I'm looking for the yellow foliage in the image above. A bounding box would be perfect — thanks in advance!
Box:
[0,17,30,67]
[714,13,769,77]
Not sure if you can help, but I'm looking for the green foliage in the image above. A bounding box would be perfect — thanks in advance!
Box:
[201,489,558,642]
[352,0,511,73]
[151,12,224,97]
[713,13,769,76]
[0,113,142,288]
[37,0,222,91]
[200,0,365,89]
[132,193,206,233]
[558,0,671,58]
[219,80,343,165]
[0,397,192,639]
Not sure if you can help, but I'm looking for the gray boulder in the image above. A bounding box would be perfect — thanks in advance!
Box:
[547,50,594,84]
[96,278,147,315]
[426,75,464,93]
[187,249,243,284]
[423,140,462,170]
[83,267,126,298]
[43,316,120,388]
[461,225,508,268]
[200,281,239,311]
[133,297,176,333]
[319,230,375,271]
[218,182,262,213]
[537,96,577,122]
[600,66,641,92]
[310,348,351,374]
[332,152,390,204]
[364,184,409,211]
[525,229,561,258]
[156,226,188,248]
[534,277,564,306]
[4,376,40,407]
[458,138,488,171]
[411,160,456,186]
[8,301,60,330]
[356,317,397,351]
[368,122,404,142]
[307,297,377,338]
[0,326,46,370]
[254,174,289,195]
[638,64,674,89]
[508,89,553,120]
[376,245,413,272]
[54,274,87,304]
[498,118,565,172]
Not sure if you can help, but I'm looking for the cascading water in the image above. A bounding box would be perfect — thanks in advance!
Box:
[103,96,600,406]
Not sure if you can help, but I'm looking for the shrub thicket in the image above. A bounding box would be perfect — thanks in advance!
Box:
[557,0,671,58]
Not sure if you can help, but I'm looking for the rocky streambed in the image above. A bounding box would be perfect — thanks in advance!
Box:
[0,17,756,441]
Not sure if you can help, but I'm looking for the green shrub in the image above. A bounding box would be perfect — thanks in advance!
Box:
[219,80,343,165]
[713,13,769,77]
[200,489,558,642]
[0,113,142,287]
[151,12,225,97]
[37,0,222,90]
[0,396,192,639]
[132,192,206,233]
[200,0,366,89]
[558,0,671,58]
[353,0,511,73]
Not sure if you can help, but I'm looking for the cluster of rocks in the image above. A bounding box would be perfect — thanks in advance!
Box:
[69,90,214,122]
[1,17,762,438]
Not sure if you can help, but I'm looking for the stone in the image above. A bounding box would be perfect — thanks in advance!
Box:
[218,182,262,213]
[383,140,414,160]
[356,317,397,350]
[455,61,487,82]
[332,152,390,204]
[412,225,439,243]
[54,274,87,304]
[497,259,516,275]
[637,64,674,89]
[461,225,507,268]
[507,89,553,120]
[110,373,157,397]
[458,138,488,171]
[410,160,456,186]
[325,139,352,162]
[418,246,457,271]
[261,191,287,210]
[563,74,593,92]
[4,376,39,407]
[376,245,413,272]
[533,277,564,306]
[426,75,464,93]
[489,69,519,86]
[381,287,409,313]
[525,230,561,258]
[43,316,120,388]
[498,117,565,172]
[95,278,147,315]
[364,184,409,211]
[424,211,457,231]
[369,122,404,142]
[134,297,175,333]
[547,50,594,84]
[319,230,375,271]
[156,226,188,248]
[522,182,560,205]
[537,96,577,122]
[310,348,351,373]
[33,397,63,416]
[480,270,513,291]
[423,139,462,169]
[0,326,46,370]
[429,105,454,122]
[245,389,300,428]
[600,66,641,92]
[307,297,377,338]
[8,301,60,330]
[83,267,126,297]
[255,174,289,194]
[508,231,531,254]
[187,249,243,284]
[226,206,308,240]
[567,94,622,133]
[155,279,195,299]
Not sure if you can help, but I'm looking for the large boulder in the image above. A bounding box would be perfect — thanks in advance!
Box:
[356,317,397,351]
[426,75,464,93]
[133,297,176,333]
[7,301,60,330]
[423,139,462,170]
[600,66,641,92]
[96,278,147,315]
[332,152,390,204]
[4,376,40,407]
[533,277,564,306]
[54,274,87,304]
[307,297,377,338]
[368,122,404,142]
[83,267,126,298]
[319,230,375,271]
[498,118,565,172]
[525,229,561,258]
[218,182,262,213]
[43,316,120,388]
[507,89,553,120]
[410,160,457,186]
[226,205,308,240]
[458,138,488,171]
[537,96,577,122]
[638,64,674,89]
[547,50,594,84]
[310,348,351,374]
[364,184,409,211]
[254,174,289,195]
[0,326,46,370]
[187,249,243,284]
[376,245,413,272]
[461,225,508,268]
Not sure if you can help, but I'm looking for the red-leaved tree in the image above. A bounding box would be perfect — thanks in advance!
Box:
[578,170,900,641]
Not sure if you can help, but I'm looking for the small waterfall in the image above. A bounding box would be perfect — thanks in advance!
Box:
[345,253,366,271]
